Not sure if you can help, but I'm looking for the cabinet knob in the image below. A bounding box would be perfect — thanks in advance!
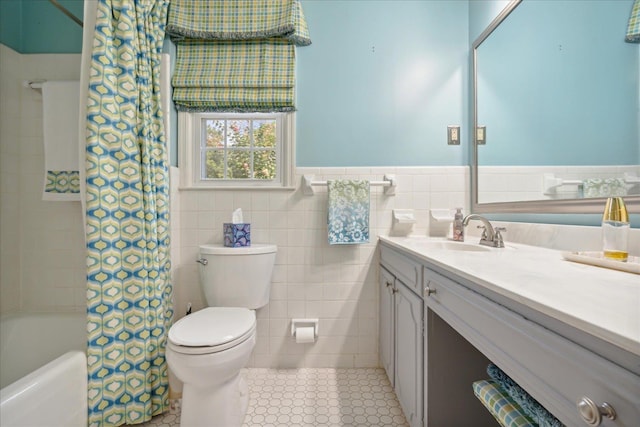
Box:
[386,281,393,288]
[577,396,616,426]
[424,286,436,296]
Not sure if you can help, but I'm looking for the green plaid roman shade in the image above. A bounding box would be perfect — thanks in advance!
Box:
[166,0,311,112]
[627,0,640,43]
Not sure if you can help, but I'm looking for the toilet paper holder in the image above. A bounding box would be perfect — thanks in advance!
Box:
[291,318,319,339]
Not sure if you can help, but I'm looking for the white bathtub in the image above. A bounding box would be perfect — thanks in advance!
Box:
[0,312,86,388]
[0,313,87,427]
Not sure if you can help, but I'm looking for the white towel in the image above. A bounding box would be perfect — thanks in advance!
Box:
[42,80,80,201]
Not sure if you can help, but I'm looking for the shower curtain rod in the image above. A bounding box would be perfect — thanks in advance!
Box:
[49,0,83,28]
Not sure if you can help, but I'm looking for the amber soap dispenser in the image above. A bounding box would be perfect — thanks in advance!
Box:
[601,197,629,262]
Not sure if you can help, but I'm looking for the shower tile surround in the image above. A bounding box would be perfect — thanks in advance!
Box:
[173,166,469,368]
[0,46,180,317]
[0,45,85,315]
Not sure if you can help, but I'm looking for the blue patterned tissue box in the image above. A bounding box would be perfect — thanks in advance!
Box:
[224,223,251,247]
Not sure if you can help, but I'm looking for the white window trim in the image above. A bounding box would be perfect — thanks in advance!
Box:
[178,111,296,190]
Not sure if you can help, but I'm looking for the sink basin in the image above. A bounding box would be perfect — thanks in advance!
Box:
[404,240,492,252]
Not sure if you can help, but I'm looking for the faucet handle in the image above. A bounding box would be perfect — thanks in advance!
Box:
[494,227,506,247]
[477,225,487,239]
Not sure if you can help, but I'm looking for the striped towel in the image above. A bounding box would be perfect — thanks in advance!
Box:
[327,180,370,245]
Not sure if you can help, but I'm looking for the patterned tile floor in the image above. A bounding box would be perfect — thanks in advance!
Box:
[140,368,409,427]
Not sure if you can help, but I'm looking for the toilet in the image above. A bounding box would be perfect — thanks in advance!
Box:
[166,243,277,427]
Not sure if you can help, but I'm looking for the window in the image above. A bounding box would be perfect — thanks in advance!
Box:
[179,112,295,189]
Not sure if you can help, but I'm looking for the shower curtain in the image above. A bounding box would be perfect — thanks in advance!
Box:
[84,0,172,425]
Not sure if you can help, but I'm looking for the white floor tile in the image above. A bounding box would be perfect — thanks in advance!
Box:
[140,368,409,427]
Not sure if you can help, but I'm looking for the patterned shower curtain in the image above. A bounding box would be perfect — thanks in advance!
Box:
[85,0,172,425]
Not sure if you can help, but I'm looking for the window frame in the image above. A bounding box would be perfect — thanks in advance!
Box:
[178,111,295,190]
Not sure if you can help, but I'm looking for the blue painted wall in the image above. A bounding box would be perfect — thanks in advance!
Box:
[0,0,83,53]
[0,0,22,52]
[476,0,639,166]
[296,0,469,167]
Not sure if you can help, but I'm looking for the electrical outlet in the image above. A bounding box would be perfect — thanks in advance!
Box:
[447,125,460,145]
[476,126,486,145]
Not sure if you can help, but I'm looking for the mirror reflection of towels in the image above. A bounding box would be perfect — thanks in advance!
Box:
[327,180,370,245]
[582,178,627,198]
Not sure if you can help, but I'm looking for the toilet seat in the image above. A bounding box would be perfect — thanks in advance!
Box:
[168,307,256,355]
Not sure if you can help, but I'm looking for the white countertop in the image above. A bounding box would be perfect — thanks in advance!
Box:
[379,236,640,357]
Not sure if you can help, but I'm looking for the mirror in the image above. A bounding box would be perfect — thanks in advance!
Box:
[472,0,640,214]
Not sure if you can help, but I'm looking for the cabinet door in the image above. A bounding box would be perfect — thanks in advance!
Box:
[394,280,424,427]
[379,267,395,386]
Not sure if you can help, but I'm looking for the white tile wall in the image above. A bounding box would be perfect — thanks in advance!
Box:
[0,45,85,315]
[478,165,640,203]
[0,45,471,370]
[174,166,470,368]
[474,220,640,256]
[0,45,22,314]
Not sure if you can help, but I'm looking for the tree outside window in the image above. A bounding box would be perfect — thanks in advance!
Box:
[203,118,277,181]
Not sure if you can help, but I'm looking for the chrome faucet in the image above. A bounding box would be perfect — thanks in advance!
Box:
[462,214,505,248]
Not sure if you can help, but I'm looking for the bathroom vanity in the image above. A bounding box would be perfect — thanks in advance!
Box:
[378,236,640,427]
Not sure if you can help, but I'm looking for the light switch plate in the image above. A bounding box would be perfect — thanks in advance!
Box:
[476,126,486,145]
[447,125,460,145]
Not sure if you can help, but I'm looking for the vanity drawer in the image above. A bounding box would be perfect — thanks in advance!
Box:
[380,246,422,296]
[423,268,640,427]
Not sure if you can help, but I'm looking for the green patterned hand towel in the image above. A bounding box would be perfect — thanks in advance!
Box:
[327,180,370,245]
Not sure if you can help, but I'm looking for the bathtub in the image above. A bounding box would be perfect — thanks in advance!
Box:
[0,313,87,426]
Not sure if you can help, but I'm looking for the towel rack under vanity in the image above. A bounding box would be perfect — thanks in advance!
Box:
[302,174,396,196]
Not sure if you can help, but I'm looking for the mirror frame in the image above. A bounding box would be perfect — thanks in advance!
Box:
[471,0,640,214]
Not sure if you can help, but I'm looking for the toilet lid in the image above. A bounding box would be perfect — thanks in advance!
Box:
[168,307,256,347]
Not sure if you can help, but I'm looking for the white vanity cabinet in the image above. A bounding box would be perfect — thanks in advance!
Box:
[379,267,395,385]
[394,279,424,427]
[423,266,640,427]
[379,237,640,427]
[380,247,424,427]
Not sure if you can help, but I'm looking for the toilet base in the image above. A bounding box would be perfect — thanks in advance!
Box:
[179,370,249,427]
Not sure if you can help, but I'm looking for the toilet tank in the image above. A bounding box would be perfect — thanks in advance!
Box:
[198,244,277,309]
